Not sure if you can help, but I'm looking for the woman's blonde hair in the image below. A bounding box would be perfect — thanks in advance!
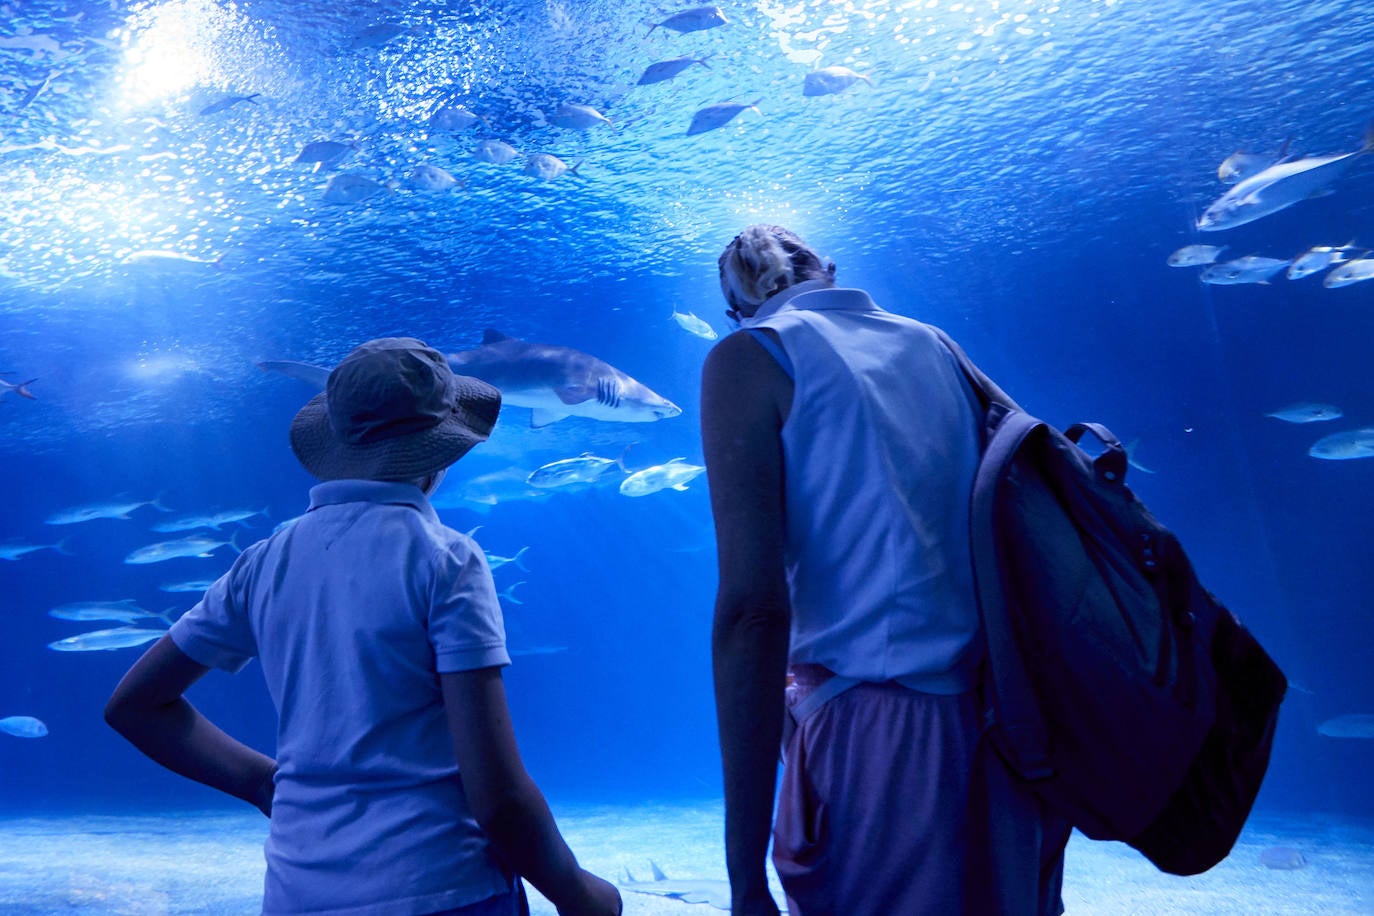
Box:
[718,225,834,314]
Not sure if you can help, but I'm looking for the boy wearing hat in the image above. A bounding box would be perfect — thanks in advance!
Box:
[105,338,620,916]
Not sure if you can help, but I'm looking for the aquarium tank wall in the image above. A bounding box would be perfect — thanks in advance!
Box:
[0,0,1371,912]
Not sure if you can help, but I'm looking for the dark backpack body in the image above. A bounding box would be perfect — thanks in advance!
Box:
[934,328,1288,876]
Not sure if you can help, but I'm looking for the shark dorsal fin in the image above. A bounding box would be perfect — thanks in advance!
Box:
[649,860,668,881]
[482,329,514,344]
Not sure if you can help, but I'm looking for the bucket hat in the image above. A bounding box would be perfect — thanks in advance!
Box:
[290,337,501,481]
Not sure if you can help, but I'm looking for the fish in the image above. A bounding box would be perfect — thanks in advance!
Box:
[1308,427,1374,460]
[293,140,355,173]
[1166,244,1227,267]
[159,579,218,593]
[671,307,717,340]
[46,497,171,525]
[47,627,167,652]
[323,172,384,205]
[620,458,706,497]
[1197,128,1374,231]
[473,139,519,165]
[0,539,72,561]
[1259,847,1308,870]
[432,469,552,513]
[527,452,626,488]
[49,599,169,624]
[1217,139,1291,184]
[638,55,711,86]
[485,547,530,572]
[120,250,222,269]
[197,92,259,116]
[803,66,873,97]
[124,533,242,565]
[1199,256,1290,285]
[0,376,37,399]
[524,153,580,180]
[0,716,48,738]
[450,330,681,426]
[151,507,267,532]
[350,22,407,50]
[647,6,729,35]
[497,581,525,605]
[407,164,460,192]
[429,103,482,132]
[620,862,731,910]
[686,99,761,136]
[1316,714,1374,738]
[1265,403,1343,424]
[264,332,681,426]
[1323,257,1374,288]
[1287,243,1360,280]
[548,103,611,130]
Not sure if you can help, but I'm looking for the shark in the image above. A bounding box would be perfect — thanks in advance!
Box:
[448,330,681,427]
[620,862,734,910]
[258,330,681,428]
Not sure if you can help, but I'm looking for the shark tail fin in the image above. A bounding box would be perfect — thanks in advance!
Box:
[500,581,525,605]
[649,860,668,882]
[512,546,531,571]
[156,606,178,626]
[53,537,75,557]
[617,442,639,474]
[151,491,174,513]
[229,531,244,555]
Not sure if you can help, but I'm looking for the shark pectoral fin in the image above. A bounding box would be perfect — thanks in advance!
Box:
[672,483,691,491]
[530,408,571,427]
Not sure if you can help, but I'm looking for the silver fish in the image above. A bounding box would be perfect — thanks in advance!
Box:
[687,99,761,137]
[124,533,241,565]
[803,66,873,97]
[1166,244,1227,267]
[1288,243,1359,280]
[1265,402,1343,424]
[638,56,711,86]
[1217,139,1291,184]
[1198,129,1374,231]
[620,458,706,497]
[159,579,218,593]
[548,103,611,130]
[647,6,728,35]
[432,469,551,513]
[1323,257,1374,288]
[0,539,72,560]
[671,307,717,340]
[473,140,519,165]
[407,164,460,192]
[48,627,167,652]
[485,547,530,571]
[1199,256,1290,285]
[323,172,384,205]
[0,375,37,399]
[523,153,580,180]
[1316,713,1374,738]
[429,103,482,131]
[527,453,624,489]
[151,507,267,533]
[198,93,259,116]
[1308,427,1374,460]
[294,140,355,173]
[49,599,168,624]
[0,716,47,738]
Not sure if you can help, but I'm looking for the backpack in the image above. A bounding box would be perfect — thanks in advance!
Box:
[932,326,1288,876]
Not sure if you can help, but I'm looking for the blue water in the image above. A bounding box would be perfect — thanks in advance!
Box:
[1,0,1372,891]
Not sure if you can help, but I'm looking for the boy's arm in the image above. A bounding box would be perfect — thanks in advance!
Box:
[104,634,277,816]
[441,667,621,916]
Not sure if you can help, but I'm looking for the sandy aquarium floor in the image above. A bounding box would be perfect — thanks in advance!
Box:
[0,801,1368,915]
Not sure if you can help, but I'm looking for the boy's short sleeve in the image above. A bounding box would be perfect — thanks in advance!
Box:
[429,536,510,673]
[168,558,257,673]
